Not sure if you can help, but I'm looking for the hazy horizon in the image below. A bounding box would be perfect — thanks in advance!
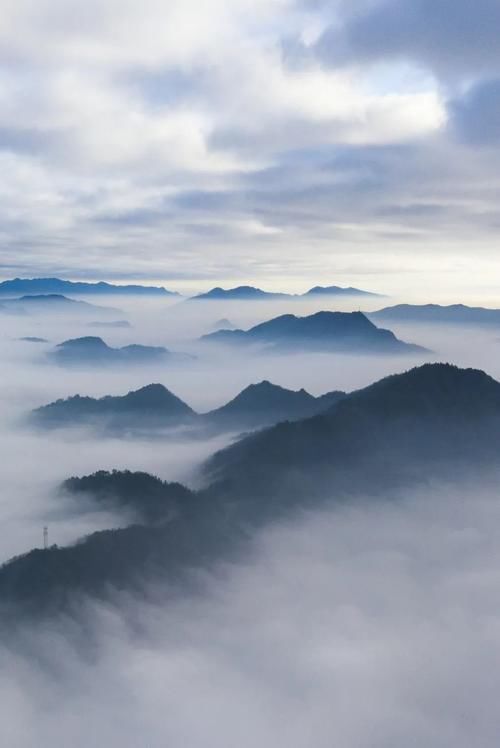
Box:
[1,276,499,308]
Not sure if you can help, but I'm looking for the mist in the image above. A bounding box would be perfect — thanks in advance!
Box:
[2,296,500,563]
[2,476,500,747]
[2,294,500,746]
[4,294,500,409]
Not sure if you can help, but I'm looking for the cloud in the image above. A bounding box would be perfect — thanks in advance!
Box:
[1,304,500,743]
[450,79,500,146]
[3,479,500,747]
[315,0,500,81]
[0,0,497,294]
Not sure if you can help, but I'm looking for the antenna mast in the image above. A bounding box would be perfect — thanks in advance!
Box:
[43,526,48,550]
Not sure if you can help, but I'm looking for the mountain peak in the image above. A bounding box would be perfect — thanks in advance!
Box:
[121,384,194,413]
[206,380,316,427]
[339,363,500,419]
[57,336,109,349]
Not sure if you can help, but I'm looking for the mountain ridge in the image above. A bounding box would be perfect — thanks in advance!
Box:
[0,277,178,297]
[4,363,500,614]
[370,303,500,326]
[190,284,381,300]
[49,337,183,366]
[206,363,500,502]
[202,310,427,354]
[32,380,347,432]
[0,294,121,316]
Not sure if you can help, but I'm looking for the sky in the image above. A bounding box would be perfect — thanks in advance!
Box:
[0,0,499,296]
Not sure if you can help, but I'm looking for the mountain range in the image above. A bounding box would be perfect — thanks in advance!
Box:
[32,380,346,433]
[202,311,427,354]
[191,284,381,300]
[4,363,500,614]
[369,303,500,326]
[206,363,500,506]
[0,278,177,297]
[0,277,383,302]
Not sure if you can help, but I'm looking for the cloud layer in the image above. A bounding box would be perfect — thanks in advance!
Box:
[0,0,498,295]
[4,479,500,747]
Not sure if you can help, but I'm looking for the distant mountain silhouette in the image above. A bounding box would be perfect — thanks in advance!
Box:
[190,284,380,300]
[304,285,382,297]
[3,363,500,615]
[32,381,346,432]
[211,318,237,330]
[48,337,186,366]
[87,320,131,329]
[370,303,500,326]
[0,294,120,316]
[191,286,288,300]
[18,336,49,343]
[0,277,177,297]
[33,383,195,429]
[205,380,345,429]
[202,311,427,354]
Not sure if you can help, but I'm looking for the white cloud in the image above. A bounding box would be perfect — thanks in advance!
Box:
[0,0,497,294]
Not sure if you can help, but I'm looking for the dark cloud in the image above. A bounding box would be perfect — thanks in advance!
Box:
[450,78,500,146]
[315,0,500,81]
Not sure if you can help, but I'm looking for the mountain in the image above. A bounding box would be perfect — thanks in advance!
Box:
[48,337,184,366]
[3,363,500,614]
[87,320,131,329]
[211,318,237,330]
[304,285,382,297]
[62,470,196,524]
[202,311,427,354]
[18,336,49,343]
[32,383,195,429]
[206,363,500,505]
[190,284,380,300]
[0,294,121,316]
[32,381,345,432]
[0,502,238,615]
[205,380,345,430]
[369,303,500,326]
[191,286,288,301]
[0,277,178,297]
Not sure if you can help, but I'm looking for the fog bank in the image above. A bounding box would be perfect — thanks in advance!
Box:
[2,477,500,747]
